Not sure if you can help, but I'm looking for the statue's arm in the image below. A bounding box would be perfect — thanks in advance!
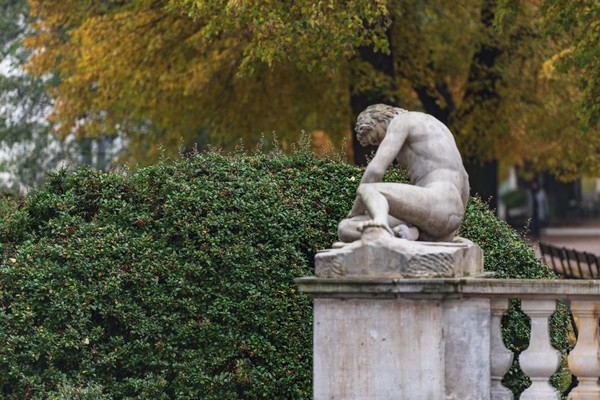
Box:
[346,118,408,218]
[360,117,408,184]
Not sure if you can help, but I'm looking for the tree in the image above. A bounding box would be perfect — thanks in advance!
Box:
[24,0,599,184]
[25,0,365,163]
[539,0,599,132]
[492,0,600,180]
[0,0,80,194]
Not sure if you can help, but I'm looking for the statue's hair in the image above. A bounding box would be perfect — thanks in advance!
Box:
[355,104,406,146]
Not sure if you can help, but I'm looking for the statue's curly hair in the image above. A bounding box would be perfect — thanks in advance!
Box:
[355,104,406,146]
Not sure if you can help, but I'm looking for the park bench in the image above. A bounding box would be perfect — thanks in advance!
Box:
[539,242,600,279]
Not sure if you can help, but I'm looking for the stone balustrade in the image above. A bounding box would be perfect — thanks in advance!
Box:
[295,277,600,400]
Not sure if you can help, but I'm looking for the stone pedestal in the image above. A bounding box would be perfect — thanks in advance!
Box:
[314,298,445,399]
[316,235,483,278]
[298,236,490,400]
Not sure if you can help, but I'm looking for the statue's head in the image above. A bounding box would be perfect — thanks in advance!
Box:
[355,104,405,146]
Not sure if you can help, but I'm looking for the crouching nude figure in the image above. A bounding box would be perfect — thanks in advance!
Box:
[338,104,470,243]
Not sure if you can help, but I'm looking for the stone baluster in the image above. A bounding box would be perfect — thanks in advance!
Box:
[491,298,514,400]
[519,299,561,400]
[567,300,600,399]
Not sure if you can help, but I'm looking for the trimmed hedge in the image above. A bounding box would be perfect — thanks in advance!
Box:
[0,147,568,398]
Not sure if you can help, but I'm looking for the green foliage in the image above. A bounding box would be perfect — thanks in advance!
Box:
[0,149,568,398]
[48,382,111,400]
[168,0,391,74]
[461,197,554,279]
[539,0,599,131]
[0,147,361,399]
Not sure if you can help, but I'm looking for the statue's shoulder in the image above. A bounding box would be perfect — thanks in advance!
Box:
[392,110,432,124]
[389,111,431,134]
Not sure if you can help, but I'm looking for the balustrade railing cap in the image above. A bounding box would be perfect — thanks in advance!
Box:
[294,276,600,300]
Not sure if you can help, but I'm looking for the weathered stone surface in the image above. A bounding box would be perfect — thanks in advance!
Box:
[315,232,483,278]
[313,298,445,400]
[309,286,491,399]
[443,298,491,400]
[307,238,489,399]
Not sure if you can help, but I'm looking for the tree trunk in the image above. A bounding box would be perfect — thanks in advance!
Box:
[465,159,499,210]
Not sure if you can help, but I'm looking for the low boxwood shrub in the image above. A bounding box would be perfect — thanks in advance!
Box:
[0,146,568,399]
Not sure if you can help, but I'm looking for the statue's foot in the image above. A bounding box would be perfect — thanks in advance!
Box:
[331,241,349,249]
[393,224,419,241]
[358,221,394,241]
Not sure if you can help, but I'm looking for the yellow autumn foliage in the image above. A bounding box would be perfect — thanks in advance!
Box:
[23,0,598,178]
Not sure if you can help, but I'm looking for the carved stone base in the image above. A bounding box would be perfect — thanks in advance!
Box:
[316,229,483,278]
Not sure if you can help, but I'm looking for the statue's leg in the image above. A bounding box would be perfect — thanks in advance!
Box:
[392,224,419,241]
[337,215,410,243]
[356,182,464,241]
[338,215,369,242]
[356,184,392,227]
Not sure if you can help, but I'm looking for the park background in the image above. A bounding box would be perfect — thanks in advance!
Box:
[0,1,598,398]
[1,0,598,224]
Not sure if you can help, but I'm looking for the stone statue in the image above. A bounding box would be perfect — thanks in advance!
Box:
[338,104,470,244]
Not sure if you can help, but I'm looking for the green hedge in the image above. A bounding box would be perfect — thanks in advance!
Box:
[0,148,568,398]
